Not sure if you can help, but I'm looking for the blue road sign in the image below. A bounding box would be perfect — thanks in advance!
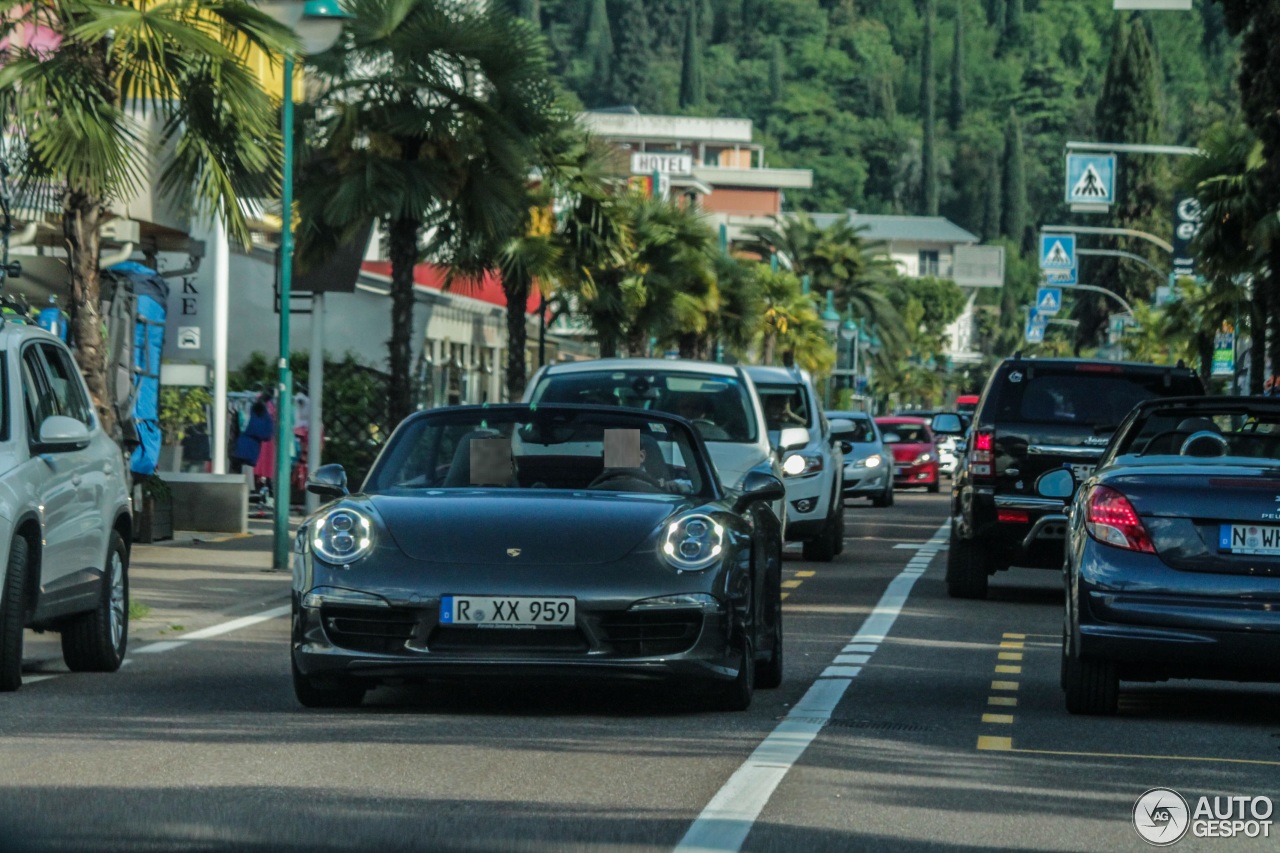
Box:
[1065,153,1116,205]
[1045,265,1078,286]
[1024,321,1045,344]
[1040,234,1075,270]
[1036,287,1063,315]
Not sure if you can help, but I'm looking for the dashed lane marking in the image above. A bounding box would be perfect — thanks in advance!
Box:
[981,713,1015,725]
[674,521,950,853]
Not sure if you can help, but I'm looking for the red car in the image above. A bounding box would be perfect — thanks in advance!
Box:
[875,416,941,493]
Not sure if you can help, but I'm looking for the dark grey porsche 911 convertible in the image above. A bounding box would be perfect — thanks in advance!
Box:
[291,404,786,711]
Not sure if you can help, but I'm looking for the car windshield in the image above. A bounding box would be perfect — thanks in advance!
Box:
[529,370,757,443]
[1114,406,1280,460]
[993,371,1200,428]
[879,422,929,443]
[365,407,710,496]
[756,383,810,431]
[830,416,876,442]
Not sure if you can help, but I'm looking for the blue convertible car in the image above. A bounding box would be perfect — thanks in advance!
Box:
[1062,396,1280,714]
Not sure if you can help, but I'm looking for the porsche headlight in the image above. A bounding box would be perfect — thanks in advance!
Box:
[311,508,375,565]
[663,514,725,571]
[915,452,934,464]
[856,454,883,469]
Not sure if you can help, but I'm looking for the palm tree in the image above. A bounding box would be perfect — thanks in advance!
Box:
[744,213,906,355]
[0,1,293,434]
[297,0,557,424]
[1184,122,1272,392]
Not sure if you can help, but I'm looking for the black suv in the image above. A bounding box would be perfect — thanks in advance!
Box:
[938,356,1204,599]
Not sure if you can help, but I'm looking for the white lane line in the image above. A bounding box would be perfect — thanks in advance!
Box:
[674,521,950,853]
[132,603,291,655]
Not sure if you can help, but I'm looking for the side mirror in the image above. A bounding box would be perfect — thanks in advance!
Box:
[777,426,810,451]
[307,463,350,500]
[931,413,964,435]
[828,418,858,441]
[1035,468,1075,499]
[733,470,786,513]
[35,415,91,454]
[840,441,853,454]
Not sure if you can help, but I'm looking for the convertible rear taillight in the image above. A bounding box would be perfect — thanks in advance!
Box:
[969,430,995,479]
[1085,485,1155,553]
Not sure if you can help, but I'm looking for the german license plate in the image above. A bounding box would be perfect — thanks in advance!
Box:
[1219,524,1280,556]
[440,595,575,627]
[1069,463,1095,481]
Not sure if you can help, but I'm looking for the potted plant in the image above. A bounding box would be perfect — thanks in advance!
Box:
[158,386,212,472]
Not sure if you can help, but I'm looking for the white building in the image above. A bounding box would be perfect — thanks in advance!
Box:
[809,211,1004,367]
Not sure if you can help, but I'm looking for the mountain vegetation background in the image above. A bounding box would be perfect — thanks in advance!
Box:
[525,0,1237,250]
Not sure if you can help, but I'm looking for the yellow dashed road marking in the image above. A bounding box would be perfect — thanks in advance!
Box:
[1006,747,1280,767]
[782,580,803,589]
[990,680,1019,691]
[982,713,1014,724]
[1002,633,1026,640]
[795,571,816,578]
[999,641,1024,649]
[995,664,1022,674]
[998,652,1023,661]
[988,696,1017,707]
[978,736,1013,751]
[780,592,790,600]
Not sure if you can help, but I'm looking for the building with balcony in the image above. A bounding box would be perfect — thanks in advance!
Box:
[579,109,813,246]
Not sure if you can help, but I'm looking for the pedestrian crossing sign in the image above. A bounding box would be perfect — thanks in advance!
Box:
[1065,153,1116,205]
[1039,234,1075,270]
[1024,321,1045,344]
[1036,287,1062,315]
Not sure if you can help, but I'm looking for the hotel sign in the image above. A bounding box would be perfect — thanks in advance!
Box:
[630,152,693,176]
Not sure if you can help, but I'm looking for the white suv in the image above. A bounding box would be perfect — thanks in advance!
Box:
[744,366,844,562]
[0,322,132,690]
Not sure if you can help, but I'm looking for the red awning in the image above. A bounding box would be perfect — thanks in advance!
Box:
[361,261,542,314]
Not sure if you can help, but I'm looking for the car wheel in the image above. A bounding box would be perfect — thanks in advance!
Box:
[832,502,846,556]
[927,479,941,494]
[802,506,840,562]
[756,579,783,690]
[718,633,755,712]
[0,536,30,692]
[61,532,128,673]
[871,483,894,507]
[945,528,989,600]
[292,657,367,708]
[1063,653,1119,716]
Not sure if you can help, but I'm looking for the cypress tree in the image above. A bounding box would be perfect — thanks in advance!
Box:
[768,39,785,103]
[679,1,704,108]
[582,0,614,105]
[1005,0,1023,44]
[981,150,1003,243]
[1088,16,1166,340]
[1000,109,1026,248]
[949,0,965,130]
[610,0,654,109]
[700,0,715,41]
[920,0,939,215]
[516,0,539,25]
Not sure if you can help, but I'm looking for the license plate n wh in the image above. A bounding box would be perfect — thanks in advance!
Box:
[441,595,576,627]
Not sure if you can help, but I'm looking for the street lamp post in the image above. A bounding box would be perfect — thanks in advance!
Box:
[821,291,840,407]
[258,0,351,571]
[839,310,859,403]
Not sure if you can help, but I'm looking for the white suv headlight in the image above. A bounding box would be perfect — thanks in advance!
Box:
[311,508,375,564]
[782,452,823,477]
[855,454,883,469]
[662,514,725,571]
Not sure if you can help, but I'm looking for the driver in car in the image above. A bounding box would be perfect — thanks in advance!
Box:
[671,395,731,440]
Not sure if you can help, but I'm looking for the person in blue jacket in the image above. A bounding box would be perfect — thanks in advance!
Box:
[231,396,274,473]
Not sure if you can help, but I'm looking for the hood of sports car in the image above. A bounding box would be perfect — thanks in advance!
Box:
[368,492,689,564]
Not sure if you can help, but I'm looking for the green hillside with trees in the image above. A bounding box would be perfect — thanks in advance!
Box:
[530,0,1238,241]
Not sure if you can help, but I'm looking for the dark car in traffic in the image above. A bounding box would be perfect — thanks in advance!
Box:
[937,356,1204,599]
[291,404,786,711]
[1062,396,1280,714]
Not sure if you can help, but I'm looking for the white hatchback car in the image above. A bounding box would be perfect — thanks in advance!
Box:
[0,322,132,691]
